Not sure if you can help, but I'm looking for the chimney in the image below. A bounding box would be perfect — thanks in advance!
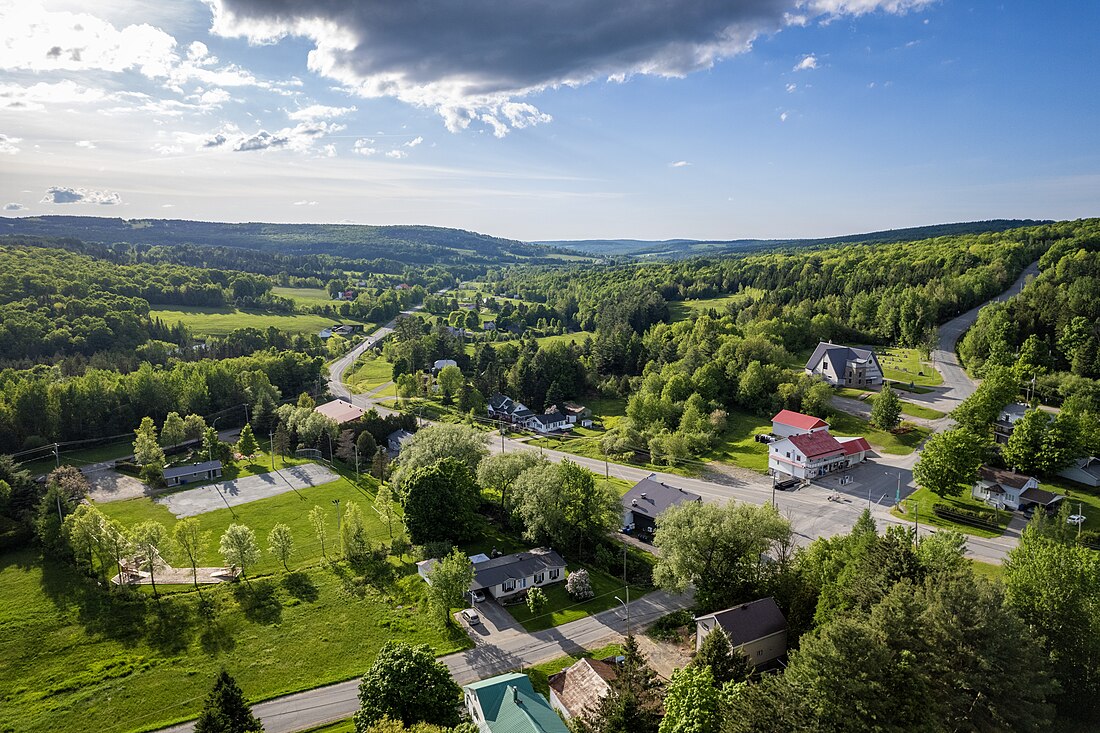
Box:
[641,492,647,499]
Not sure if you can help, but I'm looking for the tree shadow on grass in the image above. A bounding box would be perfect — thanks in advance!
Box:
[233,579,282,625]
[282,571,319,603]
[145,599,195,654]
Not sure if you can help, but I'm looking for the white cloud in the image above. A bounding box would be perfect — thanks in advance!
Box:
[4,202,26,211]
[386,149,408,159]
[0,133,21,154]
[76,140,97,149]
[0,80,111,112]
[403,136,424,148]
[287,104,357,121]
[352,138,377,156]
[780,111,789,122]
[154,143,184,155]
[669,160,691,168]
[786,83,797,93]
[162,203,175,208]
[40,186,122,205]
[794,54,818,71]
[293,200,318,206]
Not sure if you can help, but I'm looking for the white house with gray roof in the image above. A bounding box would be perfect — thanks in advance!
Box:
[805,342,883,387]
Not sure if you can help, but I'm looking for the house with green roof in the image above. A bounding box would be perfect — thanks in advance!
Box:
[463,672,570,733]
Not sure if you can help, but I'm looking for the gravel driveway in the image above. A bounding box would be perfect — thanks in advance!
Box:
[155,463,339,517]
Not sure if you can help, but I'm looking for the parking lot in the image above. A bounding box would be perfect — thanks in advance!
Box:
[155,462,338,517]
[806,460,915,508]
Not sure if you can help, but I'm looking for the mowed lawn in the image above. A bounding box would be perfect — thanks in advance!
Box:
[17,438,134,476]
[703,410,772,473]
[525,642,624,695]
[150,306,365,337]
[503,568,647,632]
[271,286,333,306]
[0,548,467,733]
[96,470,390,577]
[535,331,596,348]
[891,485,1009,539]
[828,411,930,455]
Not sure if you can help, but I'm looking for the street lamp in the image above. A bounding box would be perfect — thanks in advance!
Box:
[614,587,630,630]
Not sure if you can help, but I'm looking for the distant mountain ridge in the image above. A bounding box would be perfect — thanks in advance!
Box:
[0,215,581,267]
[534,220,1052,258]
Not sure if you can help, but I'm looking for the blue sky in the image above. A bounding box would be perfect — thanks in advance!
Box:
[1,1,1096,241]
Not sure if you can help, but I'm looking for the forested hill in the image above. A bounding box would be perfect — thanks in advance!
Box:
[0,215,582,267]
[536,219,1050,258]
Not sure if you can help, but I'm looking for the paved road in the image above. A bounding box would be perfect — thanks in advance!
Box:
[159,590,690,733]
[908,260,1040,414]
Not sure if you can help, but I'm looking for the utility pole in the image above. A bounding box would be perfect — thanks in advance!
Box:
[269,430,275,471]
[56,493,62,522]
[354,443,360,482]
[54,442,60,469]
[622,545,627,584]
[1080,502,1084,542]
[771,472,777,508]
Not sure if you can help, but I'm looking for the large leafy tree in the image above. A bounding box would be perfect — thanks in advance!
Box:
[1002,408,1051,474]
[426,547,475,624]
[869,383,901,430]
[659,665,721,733]
[511,459,620,558]
[476,451,546,516]
[436,364,464,403]
[353,642,462,730]
[130,520,169,598]
[220,524,260,579]
[912,428,985,497]
[161,411,188,447]
[174,517,211,589]
[390,423,488,489]
[653,500,792,612]
[402,458,480,545]
[194,670,264,733]
[133,416,166,485]
[267,523,294,571]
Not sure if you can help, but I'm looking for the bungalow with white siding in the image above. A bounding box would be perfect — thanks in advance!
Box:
[527,410,570,434]
[163,460,223,487]
[972,466,1063,511]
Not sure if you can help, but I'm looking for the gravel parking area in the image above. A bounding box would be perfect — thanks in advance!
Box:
[155,463,339,517]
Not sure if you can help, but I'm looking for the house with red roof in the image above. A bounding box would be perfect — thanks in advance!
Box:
[769,431,872,480]
[770,409,830,438]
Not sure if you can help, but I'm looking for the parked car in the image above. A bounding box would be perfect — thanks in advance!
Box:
[1068,514,1087,525]
[461,608,481,625]
[471,590,486,603]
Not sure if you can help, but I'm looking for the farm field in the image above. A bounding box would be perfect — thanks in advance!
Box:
[535,331,595,348]
[345,354,394,393]
[150,306,366,337]
[271,286,333,306]
[667,288,766,322]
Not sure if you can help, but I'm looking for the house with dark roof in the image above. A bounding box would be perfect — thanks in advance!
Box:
[464,673,569,733]
[993,403,1029,445]
[1059,456,1100,488]
[387,428,414,455]
[527,410,569,434]
[770,409,829,438]
[621,476,701,534]
[973,466,1063,511]
[488,393,533,425]
[470,548,566,601]
[548,657,617,721]
[163,460,223,487]
[805,342,883,387]
[695,597,788,670]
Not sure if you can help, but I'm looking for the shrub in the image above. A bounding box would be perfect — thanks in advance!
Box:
[648,609,693,642]
[415,540,455,561]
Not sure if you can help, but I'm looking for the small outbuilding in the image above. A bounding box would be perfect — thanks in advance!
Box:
[163,460,223,488]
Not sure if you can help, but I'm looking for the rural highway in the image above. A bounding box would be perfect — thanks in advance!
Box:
[157,267,1038,733]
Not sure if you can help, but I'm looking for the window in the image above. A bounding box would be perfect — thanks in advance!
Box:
[786,451,791,458]
[503,579,515,592]
[534,572,545,584]
[550,568,560,580]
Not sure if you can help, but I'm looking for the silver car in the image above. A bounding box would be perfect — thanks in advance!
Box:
[461,608,481,625]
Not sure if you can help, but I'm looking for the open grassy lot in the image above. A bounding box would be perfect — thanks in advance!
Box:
[667,289,765,322]
[890,486,1009,539]
[834,387,945,420]
[535,331,596,348]
[878,347,942,387]
[702,410,772,473]
[97,470,387,577]
[0,547,466,733]
[1039,476,1100,533]
[971,561,1004,582]
[345,354,394,393]
[16,438,135,476]
[150,306,367,337]
[828,412,930,455]
[526,642,624,696]
[271,286,333,306]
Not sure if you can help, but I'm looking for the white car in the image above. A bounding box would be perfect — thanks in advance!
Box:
[461,608,481,625]
[1067,514,1086,525]
[471,590,486,603]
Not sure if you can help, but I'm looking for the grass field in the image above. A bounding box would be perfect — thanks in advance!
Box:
[1039,476,1100,533]
[878,347,942,387]
[828,412,930,455]
[345,354,394,393]
[971,561,1004,582]
[702,411,773,473]
[150,306,366,337]
[16,438,134,476]
[503,568,646,632]
[0,548,466,733]
[833,387,945,420]
[667,289,765,322]
[535,331,596,348]
[271,286,333,306]
[97,469,388,577]
[526,642,624,696]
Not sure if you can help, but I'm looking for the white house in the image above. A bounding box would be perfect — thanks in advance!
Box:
[769,431,848,480]
[770,409,829,438]
[527,410,570,434]
[432,359,458,373]
[972,466,1063,511]
[993,403,1029,445]
[837,436,872,466]
[695,597,788,670]
[1058,456,1100,488]
[804,342,883,387]
[470,548,566,601]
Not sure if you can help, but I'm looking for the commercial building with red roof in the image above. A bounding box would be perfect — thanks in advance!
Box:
[770,409,830,438]
[769,429,872,480]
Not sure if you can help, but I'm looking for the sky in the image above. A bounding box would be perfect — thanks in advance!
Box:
[0,1,1097,242]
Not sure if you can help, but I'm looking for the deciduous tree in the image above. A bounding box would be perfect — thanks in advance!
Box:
[390,424,488,489]
[870,383,901,430]
[161,411,188,447]
[659,665,721,733]
[220,524,259,580]
[912,428,985,498]
[267,523,294,571]
[353,642,462,730]
[309,505,329,560]
[426,547,475,623]
[131,520,169,598]
[403,458,480,545]
[174,517,211,589]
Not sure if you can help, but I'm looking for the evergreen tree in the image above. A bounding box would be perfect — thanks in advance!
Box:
[691,628,753,686]
[336,429,358,465]
[194,670,264,733]
[577,635,662,733]
[236,424,259,461]
[356,430,378,462]
[272,424,291,457]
